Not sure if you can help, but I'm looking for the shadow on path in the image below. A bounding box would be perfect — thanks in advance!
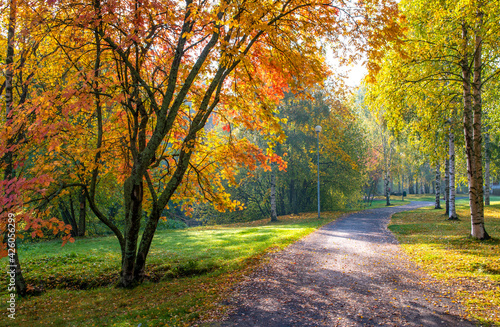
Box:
[202,201,477,327]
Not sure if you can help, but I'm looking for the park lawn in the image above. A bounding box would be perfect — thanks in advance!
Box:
[1,211,349,327]
[361,198,408,209]
[389,196,500,326]
[403,193,469,202]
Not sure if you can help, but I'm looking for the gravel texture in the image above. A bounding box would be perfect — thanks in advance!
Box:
[204,201,478,327]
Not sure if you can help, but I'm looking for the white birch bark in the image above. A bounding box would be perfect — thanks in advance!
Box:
[449,132,457,220]
[485,131,490,206]
[445,154,450,216]
[435,163,441,209]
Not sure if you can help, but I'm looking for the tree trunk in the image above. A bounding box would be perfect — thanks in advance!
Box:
[385,172,391,206]
[449,132,457,220]
[445,154,450,216]
[59,203,78,237]
[409,174,414,194]
[270,171,278,222]
[435,163,441,209]
[484,131,490,206]
[401,174,405,201]
[120,176,144,288]
[78,187,86,236]
[290,179,298,214]
[420,173,425,194]
[461,21,489,239]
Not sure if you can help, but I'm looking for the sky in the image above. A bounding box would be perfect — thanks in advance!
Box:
[325,46,367,88]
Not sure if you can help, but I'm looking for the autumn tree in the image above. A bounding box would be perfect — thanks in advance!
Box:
[365,0,500,238]
[0,0,78,296]
[6,0,402,288]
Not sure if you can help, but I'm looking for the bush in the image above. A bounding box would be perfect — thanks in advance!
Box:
[156,219,187,230]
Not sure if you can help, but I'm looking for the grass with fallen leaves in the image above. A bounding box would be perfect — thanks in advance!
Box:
[390,196,500,326]
[1,211,350,327]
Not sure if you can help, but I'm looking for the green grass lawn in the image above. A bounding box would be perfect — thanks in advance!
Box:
[0,211,349,327]
[359,197,408,209]
[389,196,500,326]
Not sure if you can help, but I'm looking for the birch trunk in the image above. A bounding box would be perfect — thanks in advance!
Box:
[435,163,441,209]
[484,131,490,206]
[449,132,458,220]
[445,152,450,216]
[461,21,489,239]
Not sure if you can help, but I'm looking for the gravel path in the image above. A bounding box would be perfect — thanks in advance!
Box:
[205,201,477,327]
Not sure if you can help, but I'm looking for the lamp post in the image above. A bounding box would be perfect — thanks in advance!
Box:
[315,125,322,219]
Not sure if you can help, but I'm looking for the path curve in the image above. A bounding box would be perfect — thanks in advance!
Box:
[205,201,477,327]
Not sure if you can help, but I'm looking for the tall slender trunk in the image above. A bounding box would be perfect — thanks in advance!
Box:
[289,179,298,214]
[409,174,414,194]
[484,131,490,206]
[270,170,278,222]
[401,174,405,201]
[445,148,450,216]
[420,172,425,194]
[78,187,86,236]
[435,163,441,209]
[449,132,457,220]
[471,18,488,238]
[462,21,489,239]
[385,172,391,206]
[398,175,401,194]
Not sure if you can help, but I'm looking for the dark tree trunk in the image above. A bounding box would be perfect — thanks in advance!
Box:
[270,171,278,222]
[290,179,298,214]
[59,203,79,237]
[78,187,86,236]
[121,176,144,287]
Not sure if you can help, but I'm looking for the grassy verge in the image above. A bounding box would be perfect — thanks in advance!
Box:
[359,198,408,209]
[1,211,348,327]
[389,196,500,326]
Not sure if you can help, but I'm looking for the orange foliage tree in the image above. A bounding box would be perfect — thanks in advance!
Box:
[2,0,401,287]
